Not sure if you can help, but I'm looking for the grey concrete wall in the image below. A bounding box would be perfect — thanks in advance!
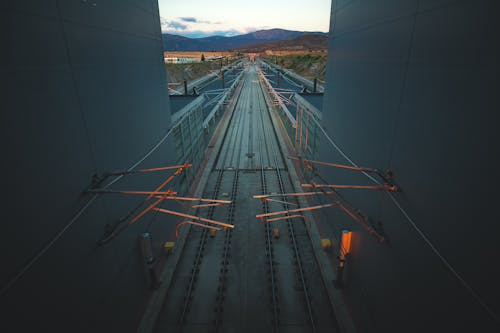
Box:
[320,0,500,332]
[0,1,179,332]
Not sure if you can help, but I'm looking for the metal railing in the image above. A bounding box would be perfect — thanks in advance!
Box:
[203,68,245,130]
[259,58,324,93]
[293,93,322,162]
[168,58,246,95]
[170,67,245,193]
[257,65,322,163]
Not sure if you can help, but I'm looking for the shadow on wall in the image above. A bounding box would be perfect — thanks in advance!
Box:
[317,0,500,332]
[0,1,184,332]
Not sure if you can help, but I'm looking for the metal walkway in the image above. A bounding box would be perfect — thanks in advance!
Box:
[152,65,339,333]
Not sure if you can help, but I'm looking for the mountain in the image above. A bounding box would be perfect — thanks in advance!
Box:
[162,29,327,52]
[235,34,328,52]
[161,34,201,51]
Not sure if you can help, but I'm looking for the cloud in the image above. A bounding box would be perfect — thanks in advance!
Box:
[167,29,244,38]
[167,21,188,30]
[241,26,266,33]
[160,18,188,31]
[160,17,267,37]
[178,16,220,25]
[179,17,197,23]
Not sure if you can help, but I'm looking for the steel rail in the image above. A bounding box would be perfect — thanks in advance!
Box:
[256,72,281,332]
[176,67,247,331]
[213,72,249,329]
[213,170,239,331]
[258,70,318,332]
[176,169,225,329]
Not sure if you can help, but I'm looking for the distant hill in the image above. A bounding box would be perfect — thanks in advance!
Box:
[235,34,328,52]
[162,28,327,52]
[162,34,201,51]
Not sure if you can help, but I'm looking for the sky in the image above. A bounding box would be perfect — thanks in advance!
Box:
[157,0,331,38]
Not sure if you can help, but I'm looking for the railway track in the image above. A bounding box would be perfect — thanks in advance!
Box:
[153,65,338,333]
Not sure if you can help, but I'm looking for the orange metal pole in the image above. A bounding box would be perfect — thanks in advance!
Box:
[153,208,234,229]
[122,190,178,196]
[123,191,177,196]
[128,196,166,225]
[306,181,386,242]
[146,171,180,201]
[93,190,231,203]
[176,221,221,237]
[191,203,224,208]
[87,189,178,196]
[253,191,334,199]
[302,184,398,192]
[255,203,334,219]
[108,163,192,176]
[169,197,231,204]
[129,179,231,225]
[337,202,362,224]
[264,198,298,206]
[289,156,378,173]
[265,214,304,223]
[144,162,189,200]
[137,163,192,173]
[334,200,385,243]
[195,198,231,204]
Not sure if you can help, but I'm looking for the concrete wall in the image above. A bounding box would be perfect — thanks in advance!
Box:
[320,0,500,332]
[0,1,178,332]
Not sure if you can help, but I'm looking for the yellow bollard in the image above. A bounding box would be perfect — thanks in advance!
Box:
[209,228,217,238]
[321,238,332,250]
[163,241,175,255]
[273,228,280,239]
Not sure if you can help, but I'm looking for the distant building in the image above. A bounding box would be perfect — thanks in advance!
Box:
[164,57,200,64]
[206,55,225,61]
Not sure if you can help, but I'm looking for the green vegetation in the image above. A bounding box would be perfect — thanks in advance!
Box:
[264,53,327,81]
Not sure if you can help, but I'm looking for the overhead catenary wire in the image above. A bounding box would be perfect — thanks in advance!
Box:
[264,64,304,89]
[280,71,305,89]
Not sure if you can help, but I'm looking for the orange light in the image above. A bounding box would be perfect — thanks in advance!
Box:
[340,230,352,260]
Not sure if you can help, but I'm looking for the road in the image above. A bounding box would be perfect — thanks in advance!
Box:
[153,65,338,333]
